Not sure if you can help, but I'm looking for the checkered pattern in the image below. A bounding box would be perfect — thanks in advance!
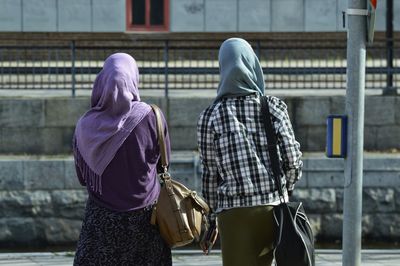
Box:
[197,94,303,223]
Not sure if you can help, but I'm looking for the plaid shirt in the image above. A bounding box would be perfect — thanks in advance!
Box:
[197,94,303,223]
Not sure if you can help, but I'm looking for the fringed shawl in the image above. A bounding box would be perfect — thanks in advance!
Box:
[73,53,151,194]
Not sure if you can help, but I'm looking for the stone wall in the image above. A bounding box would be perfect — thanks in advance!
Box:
[294,155,400,242]
[1,93,400,247]
[1,154,400,247]
[0,158,85,247]
[1,95,400,154]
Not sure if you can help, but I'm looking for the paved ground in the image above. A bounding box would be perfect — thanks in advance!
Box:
[1,250,400,266]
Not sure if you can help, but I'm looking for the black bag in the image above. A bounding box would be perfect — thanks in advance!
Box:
[260,96,315,266]
[274,202,314,266]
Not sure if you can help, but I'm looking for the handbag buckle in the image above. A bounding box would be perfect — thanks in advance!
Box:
[162,165,169,173]
[160,172,171,181]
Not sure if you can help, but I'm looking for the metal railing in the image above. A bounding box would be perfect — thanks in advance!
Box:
[0,38,399,96]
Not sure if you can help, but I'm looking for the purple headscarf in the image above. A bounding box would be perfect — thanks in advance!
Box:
[73,53,151,194]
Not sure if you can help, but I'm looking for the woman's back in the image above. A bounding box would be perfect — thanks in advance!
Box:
[198,93,302,211]
[73,53,172,266]
[87,110,169,211]
[197,38,303,266]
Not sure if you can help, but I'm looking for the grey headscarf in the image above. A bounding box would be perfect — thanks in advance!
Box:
[215,38,265,102]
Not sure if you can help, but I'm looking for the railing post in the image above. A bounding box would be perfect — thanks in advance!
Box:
[71,40,76,98]
[164,40,169,99]
[193,152,199,190]
[256,40,261,59]
[384,0,396,95]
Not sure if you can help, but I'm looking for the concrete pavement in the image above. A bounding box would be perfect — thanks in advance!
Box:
[1,249,400,266]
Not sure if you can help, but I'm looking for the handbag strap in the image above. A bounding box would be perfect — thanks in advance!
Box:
[150,104,193,236]
[150,104,169,173]
[260,96,285,199]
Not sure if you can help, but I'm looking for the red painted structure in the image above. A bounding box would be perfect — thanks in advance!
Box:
[126,0,170,32]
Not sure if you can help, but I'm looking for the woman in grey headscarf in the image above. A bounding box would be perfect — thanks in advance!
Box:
[197,38,303,266]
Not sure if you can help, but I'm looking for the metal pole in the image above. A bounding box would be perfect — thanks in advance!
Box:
[343,0,366,265]
[384,0,395,95]
[164,40,169,99]
[71,40,76,98]
[164,40,170,124]
[256,40,261,59]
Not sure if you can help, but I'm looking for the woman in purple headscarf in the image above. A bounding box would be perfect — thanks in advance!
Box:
[73,53,172,265]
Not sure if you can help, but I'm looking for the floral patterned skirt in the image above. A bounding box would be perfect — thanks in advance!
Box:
[74,197,172,266]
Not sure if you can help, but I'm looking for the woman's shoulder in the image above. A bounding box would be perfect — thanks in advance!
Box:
[141,105,167,123]
[124,111,158,145]
[264,95,288,123]
[198,102,221,124]
[265,95,287,111]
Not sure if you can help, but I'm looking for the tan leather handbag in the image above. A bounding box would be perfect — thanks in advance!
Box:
[150,104,210,248]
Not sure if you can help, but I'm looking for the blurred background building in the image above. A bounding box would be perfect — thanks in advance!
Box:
[0,0,400,33]
[0,0,399,92]
[0,0,398,33]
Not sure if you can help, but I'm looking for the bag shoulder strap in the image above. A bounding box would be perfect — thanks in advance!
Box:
[260,96,284,198]
[150,104,169,172]
[150,105,198,236]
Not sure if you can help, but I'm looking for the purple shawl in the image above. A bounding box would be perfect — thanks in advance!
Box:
[73,53,151,194]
